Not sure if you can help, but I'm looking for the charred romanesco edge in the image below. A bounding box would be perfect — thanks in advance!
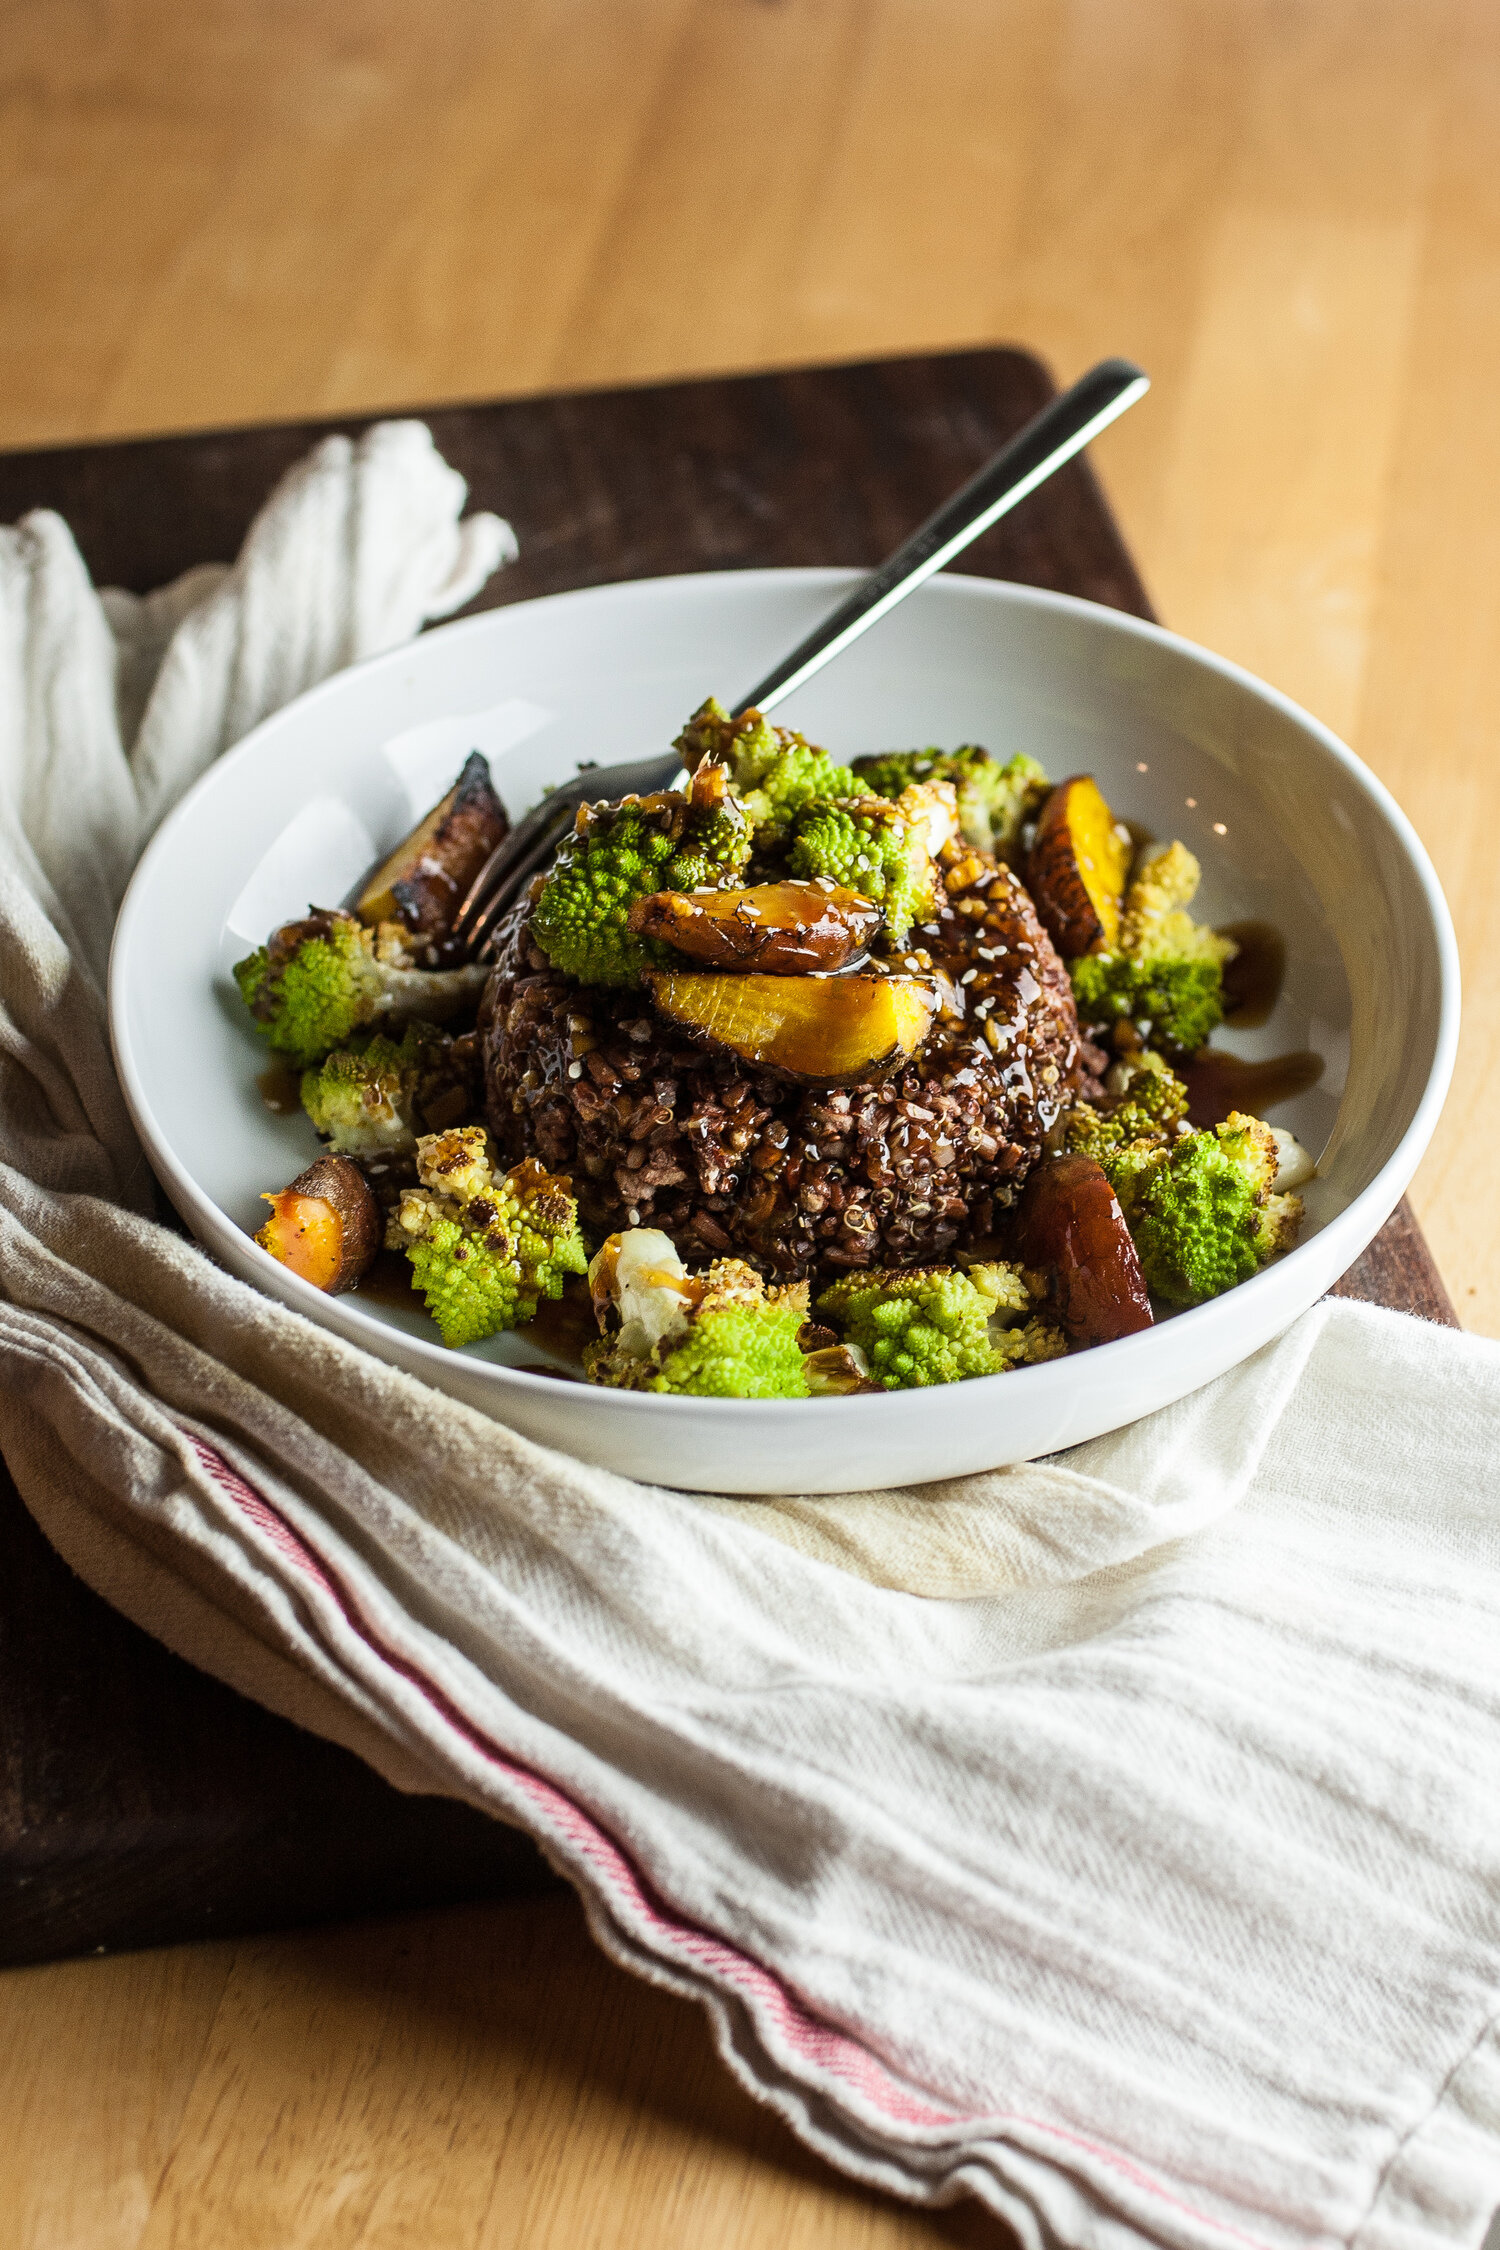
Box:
[850,746,1049,855]
[787,796,938,946]
[674,697,857,846]
[300,1023,471,1158]
[531,770,752,988]
[816,1263,1067,1390]
[1068,840,1238,1057]
[584,1256,812,1399]
[234,913,387,1068]
[1096,1108,1303,1307]
[388,1128,588,1348]
[1062,1050,1190,1165]
[233,909,486,1070]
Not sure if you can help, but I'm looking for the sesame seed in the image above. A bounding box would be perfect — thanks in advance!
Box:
[960,968,978,985]
[568,1061,583,1079]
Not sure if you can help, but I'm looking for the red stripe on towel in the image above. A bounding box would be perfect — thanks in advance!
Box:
[182,1431,1273,2249]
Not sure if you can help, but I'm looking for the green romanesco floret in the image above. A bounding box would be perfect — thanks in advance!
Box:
[1063,1050,1189,1165]
[1068,840,1237,1057]
[233,909,488,1069]
[787,795,937,945]
[1097,1108,1303,1307]
[674,697,857,845]
[388,1128,588,1348]
[531,766,752,987]
[816,1262,1066,1390]
[851,745,1049,855]
[300,1023,474,1157]
[583,1234,811,1398]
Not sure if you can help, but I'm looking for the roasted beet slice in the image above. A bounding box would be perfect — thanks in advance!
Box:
[643,970,936,1087]
[1026,775,1131,959]
[628,879,880,973]
[254,1154,381,1293]
[1014,1153,1153,1346]
[356,752,508,941]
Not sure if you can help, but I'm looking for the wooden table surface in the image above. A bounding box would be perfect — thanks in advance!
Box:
[4,4,1497,2244]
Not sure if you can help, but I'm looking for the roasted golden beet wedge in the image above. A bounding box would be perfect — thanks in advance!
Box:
[628,880,880,974]
[1026,774,1131,958]
[356,751,508,940]
[642,970,937,1086]
[1013,1153,1153,1347]
[255,1154,381,1293]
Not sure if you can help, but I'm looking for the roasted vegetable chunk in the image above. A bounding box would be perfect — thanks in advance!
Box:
[1101,1110,1304,1307]
[255,1153,381,1293]
[674,698,857,845]
[787,795,939,946]
[234,908,487,1068]
[1026,775,1132,958]
[817,1263,1066,1389]
[1069,840,1238,1057]
[300,1023,477,1157]
[1062,1049,1189,1166]
[1013,1154,1154,1347]
[531,764,752,988]
[355,751,508,943]
[851,745,1049,856]
[627,880,880,974]
[584,1228,811,1397]
[643,970,936,1086]
[388,1128,589,1348]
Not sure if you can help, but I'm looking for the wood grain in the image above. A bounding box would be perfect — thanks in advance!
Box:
[0,2,1490,2243]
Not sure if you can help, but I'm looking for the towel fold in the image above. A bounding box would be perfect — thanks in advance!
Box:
[1,424,1497,2250]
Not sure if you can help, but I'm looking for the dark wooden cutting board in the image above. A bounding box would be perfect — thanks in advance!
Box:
[0,350,1456,1970]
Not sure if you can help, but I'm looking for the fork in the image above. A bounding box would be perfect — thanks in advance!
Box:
[449,356,1148,962]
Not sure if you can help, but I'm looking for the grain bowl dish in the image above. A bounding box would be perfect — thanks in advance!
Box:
[231,697,1316,1400]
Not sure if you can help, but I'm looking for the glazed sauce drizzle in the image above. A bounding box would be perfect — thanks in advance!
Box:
[1181,1047,1324,1129]
[350,1246,420,1308]
[1219,920,1286,1029]
[524,1276,596,1372]
[257,1061,303,1114]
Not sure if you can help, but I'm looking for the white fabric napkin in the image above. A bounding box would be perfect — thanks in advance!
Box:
[2,426,1499,2250]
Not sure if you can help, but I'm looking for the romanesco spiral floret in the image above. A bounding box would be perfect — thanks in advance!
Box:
[674,697,857,845]
[233,910,488,1069]
[851,745,1049,855]
[816,1262,1064,1389]
[388,1128,588,1348]
[1097,1108,1303,1306]
[583,1232,810,1397]
[787,796,937,945]
[300,1023,474,1157]
[531,768,752,988]
[1063,1050,1189,1166]
[1068,840,1237,1057]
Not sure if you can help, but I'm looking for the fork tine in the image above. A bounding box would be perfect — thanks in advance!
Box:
[451,792,581,951]
[469,824,576,961]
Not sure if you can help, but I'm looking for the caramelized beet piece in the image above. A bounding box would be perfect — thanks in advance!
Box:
[643,970,936,1086]
[628,880,880,973]
[356,752,508,941]
[1026,775,1131,959]
[1014,1153,1153,1346]
[255,1154,381,1293]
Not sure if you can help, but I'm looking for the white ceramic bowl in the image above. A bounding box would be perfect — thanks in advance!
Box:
[109,569,1459,1494]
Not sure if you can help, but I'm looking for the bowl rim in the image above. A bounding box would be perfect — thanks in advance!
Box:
[109,565,1462,1421]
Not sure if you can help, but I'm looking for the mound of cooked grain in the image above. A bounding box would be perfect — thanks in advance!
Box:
[480,843,1103,1286]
